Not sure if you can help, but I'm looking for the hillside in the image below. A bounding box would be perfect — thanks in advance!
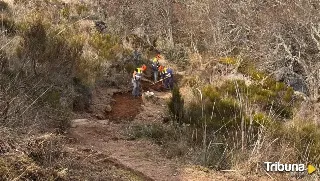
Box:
[0,0,320,180]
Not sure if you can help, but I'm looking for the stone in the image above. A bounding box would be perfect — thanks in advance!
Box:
[105,105,112,112]
[275,68,309,95]
[70,119,89,127]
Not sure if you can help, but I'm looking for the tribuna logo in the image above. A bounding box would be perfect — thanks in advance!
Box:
[264,162,305,172]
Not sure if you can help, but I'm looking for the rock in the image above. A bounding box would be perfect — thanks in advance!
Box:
[94,21,107,32]
[57,168,68,179]
[144,91,155,97]
[97,120,109,124]
[275,68,309,95]
[70,119,89,127]
[95,114,105,120]
[162,116,170,123]
[294,91,308,101]
[105,105,112,113]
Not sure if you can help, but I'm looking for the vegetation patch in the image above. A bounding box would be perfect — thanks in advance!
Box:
[1,15,16,35]
[89,32,120,60]
[219,57,238,65]
[0,1,8,11]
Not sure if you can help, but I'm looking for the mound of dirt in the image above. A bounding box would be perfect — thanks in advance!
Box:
[142,81,168,92]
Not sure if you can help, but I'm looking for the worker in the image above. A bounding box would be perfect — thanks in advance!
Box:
[151,55,160,82]
[132,64,147,97]
[159,66,173,90]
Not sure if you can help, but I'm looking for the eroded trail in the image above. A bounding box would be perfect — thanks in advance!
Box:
[67,84,233,181]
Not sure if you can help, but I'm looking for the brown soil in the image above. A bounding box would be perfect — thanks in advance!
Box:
[142,81,168,92]
[107,92,143,122]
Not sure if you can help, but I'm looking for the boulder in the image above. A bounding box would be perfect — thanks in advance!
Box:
[275,68,309,95]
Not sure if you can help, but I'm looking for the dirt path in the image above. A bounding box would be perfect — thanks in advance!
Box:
[66,84,254,180]
[68,87,182,180]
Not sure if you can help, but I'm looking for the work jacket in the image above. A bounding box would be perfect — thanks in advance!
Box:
[134,68,143,80]
[151,58,159,71]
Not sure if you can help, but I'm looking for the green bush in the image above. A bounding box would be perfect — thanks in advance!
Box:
[186,96,243,131]
[61,5,70,19]
[253,112,272,126]
[219,57,238,65]
[43,89,61,107]
[168,86,185,125]
[238,60,266,81]
[203,85,221,101]
[215,78,295,119]
[218,80,247,97]
[127,124,166,144]
[89,32,120,60]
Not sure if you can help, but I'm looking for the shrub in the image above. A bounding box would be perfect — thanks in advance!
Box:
[198,142,229,169]
[218,79,247,97]
[0,49,8,72]
[1,16,16,35]
[219,57,238,65]
[238,60,266,81]
[72,77,92,112]
[168,86,185,125]
[0,154,58,180]
[0,1,8,11]
[124,62,135,74]
[43,89,61,108]
[61,5,70,19]
[26,134,65,166]
[6,19,86,131]
[253,112,272,126]
[127,124,166,144]
[75,4,89,16]
[164,44,189,69]
[22,19,47,74]
[271,121,320,164]
[21,19,84,77]
[215,78,296,119]
[89,32,120,60]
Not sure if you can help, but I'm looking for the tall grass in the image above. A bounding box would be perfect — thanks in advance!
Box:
[131,74,320,179]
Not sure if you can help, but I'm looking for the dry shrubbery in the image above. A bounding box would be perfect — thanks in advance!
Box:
[0,131,67,180]
[0,2,123,179]
[130,62,320,179]
[1,0,320,179]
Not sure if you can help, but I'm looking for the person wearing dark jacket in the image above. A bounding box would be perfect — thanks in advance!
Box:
[159,66,173,90]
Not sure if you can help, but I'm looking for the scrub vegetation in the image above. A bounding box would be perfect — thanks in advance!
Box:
[1,0,320,180]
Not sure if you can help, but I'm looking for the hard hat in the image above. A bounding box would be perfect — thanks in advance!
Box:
[156,54,161,59]
[158,65,164,71]
[141,64,147,71]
